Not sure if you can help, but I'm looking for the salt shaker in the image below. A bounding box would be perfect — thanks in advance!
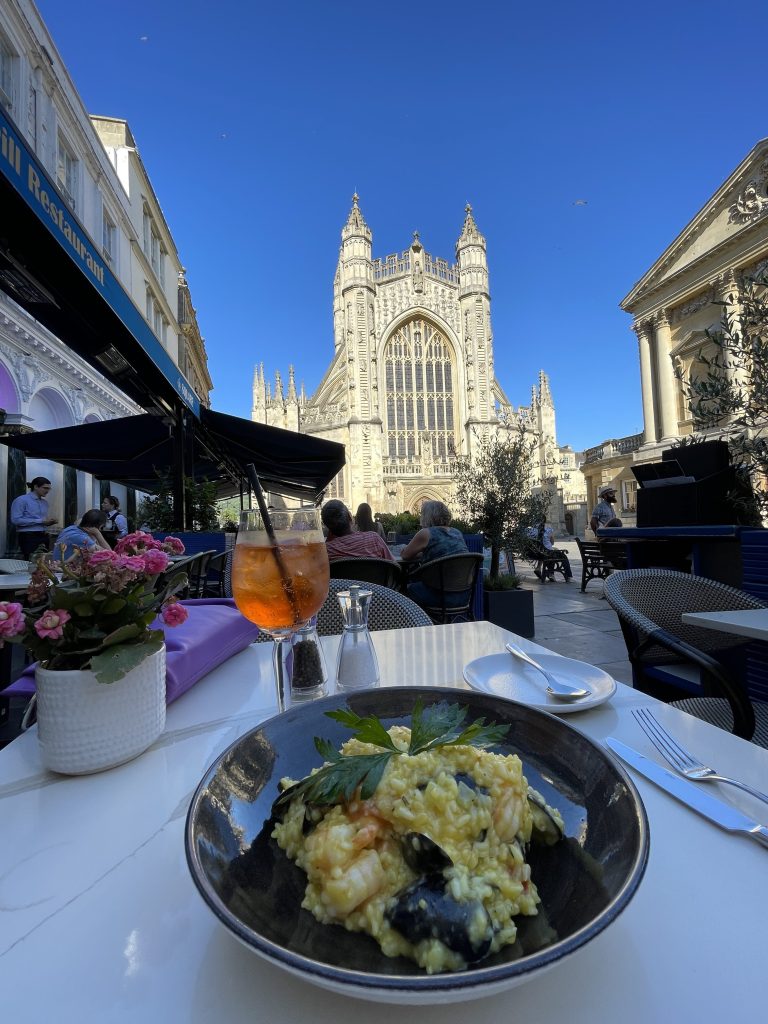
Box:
[287,618,328,703]
[335,586,380,691]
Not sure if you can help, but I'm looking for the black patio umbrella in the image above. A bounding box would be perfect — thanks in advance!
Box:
[0,409,345,502]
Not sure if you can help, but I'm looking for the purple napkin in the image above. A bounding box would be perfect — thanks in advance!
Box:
[2,598,259,705]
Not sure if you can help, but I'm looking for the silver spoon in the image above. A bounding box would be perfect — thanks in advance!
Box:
[505,642,590,701]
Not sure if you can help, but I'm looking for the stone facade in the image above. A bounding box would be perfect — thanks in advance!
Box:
[0,0,211,552]
[622,138,768,462]
[252,197,565,518]
[580,139,768,531]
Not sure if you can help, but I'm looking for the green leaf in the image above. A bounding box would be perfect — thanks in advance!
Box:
[274,752,392,810]
[324,708,400,751]
[101,597,127,615]
[90,637,163,685]
[276,701,510,811]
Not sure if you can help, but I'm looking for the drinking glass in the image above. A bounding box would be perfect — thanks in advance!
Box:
[232,506,330,710]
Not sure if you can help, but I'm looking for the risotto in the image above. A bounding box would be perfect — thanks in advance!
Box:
[272,723,563,974]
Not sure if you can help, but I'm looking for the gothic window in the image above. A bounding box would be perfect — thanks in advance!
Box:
[384,319,455,462]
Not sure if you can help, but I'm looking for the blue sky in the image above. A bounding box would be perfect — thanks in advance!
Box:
[36,0,765,451]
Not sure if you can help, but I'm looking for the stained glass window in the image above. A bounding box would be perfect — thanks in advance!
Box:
[384,320,455,461]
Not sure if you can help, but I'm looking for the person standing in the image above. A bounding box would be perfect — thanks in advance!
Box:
[101,495,128,544]
[10,477,58,559]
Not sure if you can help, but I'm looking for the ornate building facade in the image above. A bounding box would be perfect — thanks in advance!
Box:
[582,138,768,526]
[0,0,212,553]
[252,197,565,517]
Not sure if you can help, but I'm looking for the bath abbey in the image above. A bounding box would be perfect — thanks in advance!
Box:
[252,197,574,514]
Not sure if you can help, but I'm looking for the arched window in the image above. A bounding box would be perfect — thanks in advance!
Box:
[384,319,455,462]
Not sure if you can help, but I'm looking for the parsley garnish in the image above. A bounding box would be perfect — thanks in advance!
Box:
[274,699,509,810]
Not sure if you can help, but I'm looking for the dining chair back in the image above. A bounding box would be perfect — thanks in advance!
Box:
[328,557,403,590]
[604,568,768,746]
[405,553,484,624]
[316,579,432,635]
[202,549,232,598]
[186,550,217,599]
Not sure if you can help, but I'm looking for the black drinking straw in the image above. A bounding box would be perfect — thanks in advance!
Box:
[245,464,300,625]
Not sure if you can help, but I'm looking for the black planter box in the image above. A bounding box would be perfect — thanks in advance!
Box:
[482,588,535,638]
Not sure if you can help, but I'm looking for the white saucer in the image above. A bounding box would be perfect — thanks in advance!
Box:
[463,651,617,714]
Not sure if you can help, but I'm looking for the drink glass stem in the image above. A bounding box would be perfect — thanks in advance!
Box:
[272,636,288,712]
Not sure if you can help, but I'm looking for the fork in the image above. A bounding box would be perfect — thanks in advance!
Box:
[632,707,768,807]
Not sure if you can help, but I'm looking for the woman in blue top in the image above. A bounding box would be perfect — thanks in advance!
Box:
[53,509,111,563]
[401,500,469,609]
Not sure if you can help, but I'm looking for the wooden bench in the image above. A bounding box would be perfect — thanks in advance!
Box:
[522,540,571,582]
[575,538,615,592]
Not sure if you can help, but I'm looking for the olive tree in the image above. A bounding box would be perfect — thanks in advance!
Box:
[451,427,550,581]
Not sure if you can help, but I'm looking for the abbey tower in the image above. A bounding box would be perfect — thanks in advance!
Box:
[252,197,562,514]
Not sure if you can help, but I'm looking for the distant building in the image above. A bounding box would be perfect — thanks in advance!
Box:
[583,139,768,523]
[0,0,211,552]
[252,196,569,518]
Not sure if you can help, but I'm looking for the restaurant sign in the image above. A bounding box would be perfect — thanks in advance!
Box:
[0,108,199,416]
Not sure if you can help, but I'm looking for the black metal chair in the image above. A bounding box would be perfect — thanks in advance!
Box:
[405,553,484,625]
[328,557,403,590]
[186,550,217,599]
[316,579,432,635]
[202,549,232,598]
[604,569,768,746]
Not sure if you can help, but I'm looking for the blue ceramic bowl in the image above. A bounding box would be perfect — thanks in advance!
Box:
[185,687,649,1004]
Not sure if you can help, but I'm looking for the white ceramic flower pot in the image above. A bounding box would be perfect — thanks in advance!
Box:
[35,645,166,774]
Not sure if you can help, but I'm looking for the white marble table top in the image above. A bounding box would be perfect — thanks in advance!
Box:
[0,572,31,591]
[1,620,767,1022]
[681,607,768,642]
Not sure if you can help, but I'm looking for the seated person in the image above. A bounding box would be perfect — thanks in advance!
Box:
[400,500,470,609]
[530,521,573,582]
[321,500,395,562]
[52,509,112,563]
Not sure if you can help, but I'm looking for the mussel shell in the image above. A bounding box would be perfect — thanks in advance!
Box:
[401,832,453,875]
[386,878,493,964]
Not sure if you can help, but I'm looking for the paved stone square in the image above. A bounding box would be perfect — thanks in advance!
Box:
[513,541,634,686]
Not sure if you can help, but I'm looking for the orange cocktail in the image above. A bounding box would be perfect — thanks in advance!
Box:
[233,534,329,632]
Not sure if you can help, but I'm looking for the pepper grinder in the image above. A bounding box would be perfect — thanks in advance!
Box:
[287,617,328,703]
[335,586,380,692]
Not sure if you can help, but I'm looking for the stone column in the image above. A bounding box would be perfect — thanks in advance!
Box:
[717,271,746,398]
[634,320,657,444]
[653,309,679,440]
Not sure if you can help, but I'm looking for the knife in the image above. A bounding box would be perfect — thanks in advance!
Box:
[605,738,768,850]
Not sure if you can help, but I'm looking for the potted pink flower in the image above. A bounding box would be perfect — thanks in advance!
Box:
[0,536,190,773]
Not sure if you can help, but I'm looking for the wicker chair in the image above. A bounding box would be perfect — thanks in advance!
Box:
[604,569,768,746]
[404,553,484,625]
[316,579,432,635]
[328,557,403,590]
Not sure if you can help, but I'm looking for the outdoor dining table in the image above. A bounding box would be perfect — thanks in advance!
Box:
[681,607,768,642]
[1,620,766,1021]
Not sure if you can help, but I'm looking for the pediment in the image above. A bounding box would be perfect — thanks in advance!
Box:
[623,139,768,309]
